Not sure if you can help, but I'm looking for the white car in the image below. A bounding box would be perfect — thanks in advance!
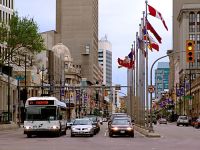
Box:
[177,116,189,126]
[71,118,94,137]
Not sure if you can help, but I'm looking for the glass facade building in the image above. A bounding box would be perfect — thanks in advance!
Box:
[155,62,169,98]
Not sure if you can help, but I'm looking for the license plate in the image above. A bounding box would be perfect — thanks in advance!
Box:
[120,130,125,133]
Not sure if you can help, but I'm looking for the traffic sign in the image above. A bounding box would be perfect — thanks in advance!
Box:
[148,85,155,93]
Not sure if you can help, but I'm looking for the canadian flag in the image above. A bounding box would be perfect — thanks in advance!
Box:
[148,4,168,31]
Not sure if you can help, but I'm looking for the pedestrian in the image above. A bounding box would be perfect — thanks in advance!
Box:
[16,114,20,127]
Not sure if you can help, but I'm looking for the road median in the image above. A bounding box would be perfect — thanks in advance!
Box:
[134,125,160,138]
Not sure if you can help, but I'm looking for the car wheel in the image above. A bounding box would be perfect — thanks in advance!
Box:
[63,129,67,135]
[177,124,179,126]
[109,132,113,137]
[130,133,134,138]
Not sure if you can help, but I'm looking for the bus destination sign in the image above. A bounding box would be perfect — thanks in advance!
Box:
[29,100,54,105]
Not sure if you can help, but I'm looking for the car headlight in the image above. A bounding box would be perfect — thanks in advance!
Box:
[25,126,32,130]
[111,127,118,131]
[87,127,92,131]
[127,127,133,131]
[71,127,76,130]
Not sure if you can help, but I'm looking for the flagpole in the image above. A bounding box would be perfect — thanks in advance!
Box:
[142,11,146,127]
[136,32,139,125]
[146,0,153,132]
[145,0,149,130]
[133,41,136,122]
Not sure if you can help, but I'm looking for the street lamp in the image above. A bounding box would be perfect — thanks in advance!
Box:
[37,65,47,96]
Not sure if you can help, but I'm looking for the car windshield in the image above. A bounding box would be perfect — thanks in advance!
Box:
[85,116,97,122]
[179,116,187,120]
[112,119,130,125]
[73,119,91,125]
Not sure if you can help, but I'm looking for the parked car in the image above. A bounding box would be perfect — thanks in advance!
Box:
[108,118,134,137]
[194,118,200,129]
[191,117,198,127]
[177,115,189,126]
[158,118,167,124]
[70,118,94,137]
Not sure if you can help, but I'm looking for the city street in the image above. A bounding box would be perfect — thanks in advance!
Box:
[0,122,200,150]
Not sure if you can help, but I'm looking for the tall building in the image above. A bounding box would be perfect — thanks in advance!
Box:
[173,0,200,81]
[154,62,169,99]
[0,0,16,123]
[98,35,112,85]
[56,0,101,84]
[172,0,200,117]
[0,0,14,24]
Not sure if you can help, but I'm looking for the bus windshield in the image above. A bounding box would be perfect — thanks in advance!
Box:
[25,106,57,121]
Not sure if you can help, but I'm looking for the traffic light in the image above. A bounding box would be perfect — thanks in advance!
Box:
[20,88,28,105]
[186,40,195,63]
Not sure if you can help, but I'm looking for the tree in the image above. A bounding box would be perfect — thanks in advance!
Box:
[0,12,45,65]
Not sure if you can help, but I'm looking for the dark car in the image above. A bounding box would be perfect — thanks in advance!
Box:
[108,113,130,127]
[84,115,100,134]
[108,118,134,137]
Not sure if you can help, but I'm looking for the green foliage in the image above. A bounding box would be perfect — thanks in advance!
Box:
[0,12,45,65]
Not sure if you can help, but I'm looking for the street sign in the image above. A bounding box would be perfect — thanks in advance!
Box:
[148,85,155,93]
[183,95,192,99]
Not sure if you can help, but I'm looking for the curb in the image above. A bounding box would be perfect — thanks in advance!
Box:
[0,123,19,131]
[134,125,160,138]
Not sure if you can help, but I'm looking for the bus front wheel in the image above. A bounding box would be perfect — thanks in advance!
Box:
[27,134,32,138]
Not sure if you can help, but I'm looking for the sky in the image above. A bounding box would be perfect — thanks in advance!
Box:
[15,0,173,93]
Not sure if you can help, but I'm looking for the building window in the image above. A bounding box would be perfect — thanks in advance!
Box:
[189,34,195,41]
[189,12,195,32]
[197,12,200,32]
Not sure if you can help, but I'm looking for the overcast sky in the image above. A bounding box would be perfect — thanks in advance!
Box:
[15,0,172,92]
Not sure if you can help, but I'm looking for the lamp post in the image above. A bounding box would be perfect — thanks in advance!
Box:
[7,55,11,123]
[37,65,47,96]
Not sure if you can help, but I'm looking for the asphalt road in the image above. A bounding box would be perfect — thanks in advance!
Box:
[0,122,200,150]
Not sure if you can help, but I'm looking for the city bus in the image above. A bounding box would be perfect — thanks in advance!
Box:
[24,97,67,138]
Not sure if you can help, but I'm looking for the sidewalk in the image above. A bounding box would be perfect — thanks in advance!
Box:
[134,125,160,138]
[0,122,19,131]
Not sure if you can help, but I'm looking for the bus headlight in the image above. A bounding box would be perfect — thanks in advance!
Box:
[52,125,59,129]
[25,126,32,130]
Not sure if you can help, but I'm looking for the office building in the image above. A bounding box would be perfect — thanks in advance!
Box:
[56,0,101,84]
[154,62,169,99]
[171,0,200,117]
[98,35,112,86]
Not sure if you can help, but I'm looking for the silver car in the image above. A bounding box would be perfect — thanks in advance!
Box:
[71,118,94,137]
[177,116,189,126]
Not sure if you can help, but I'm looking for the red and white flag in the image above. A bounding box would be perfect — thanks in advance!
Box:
[117,57,134,69]
[148,36,159,51]
[144,32,159,51]
[148,4,168,31]
[146,20,162,44]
